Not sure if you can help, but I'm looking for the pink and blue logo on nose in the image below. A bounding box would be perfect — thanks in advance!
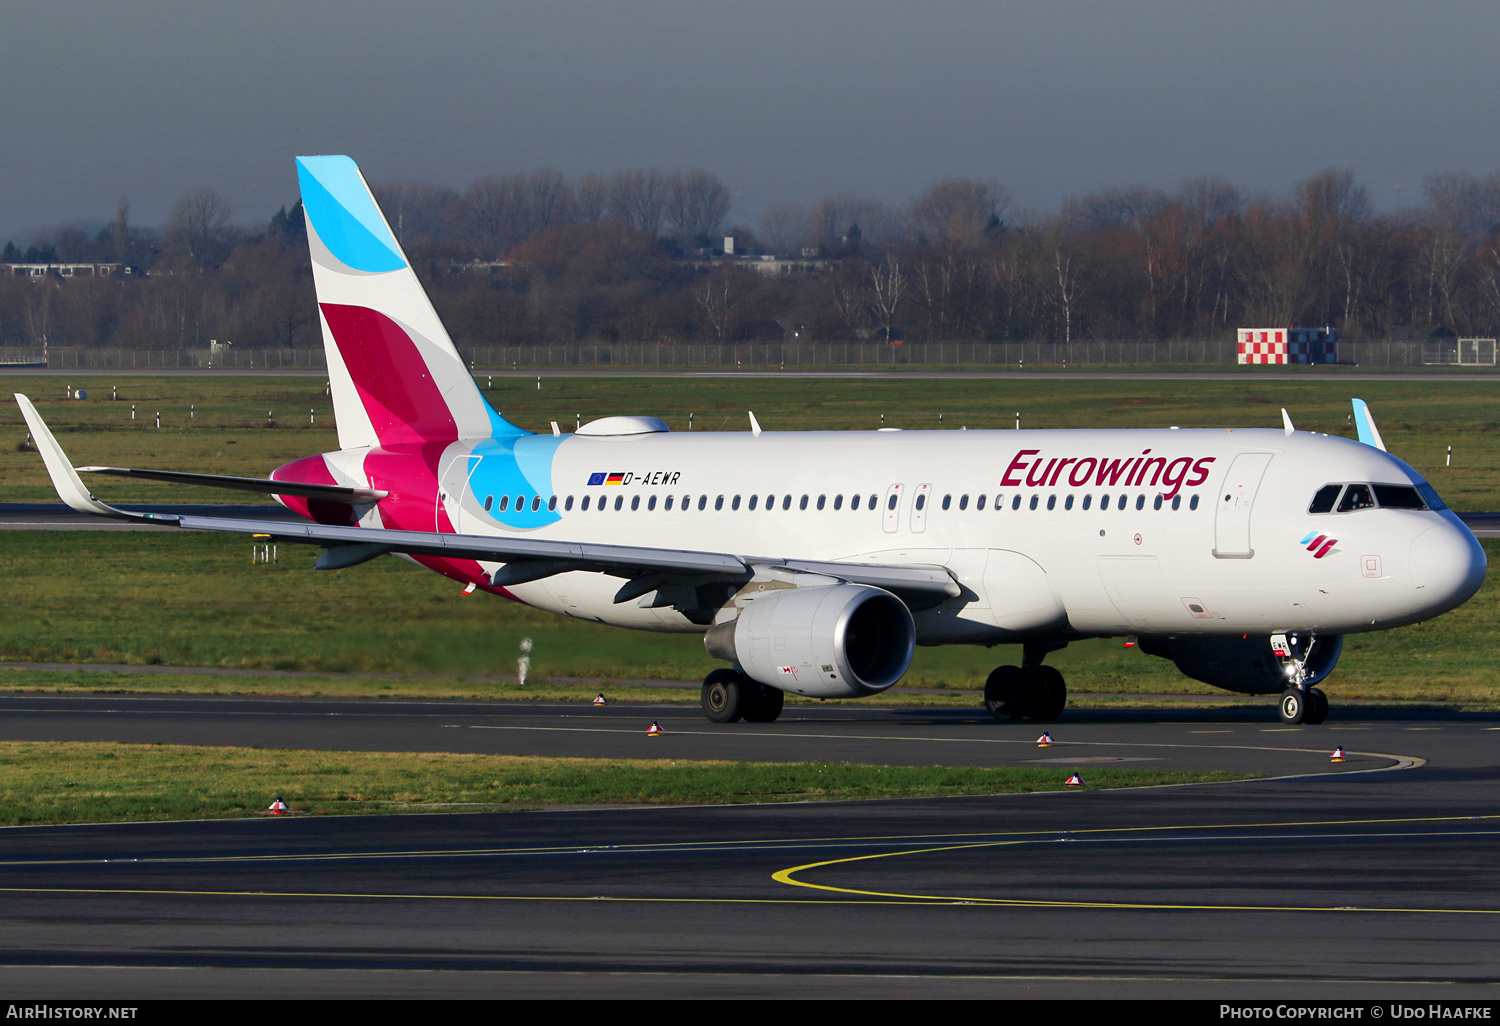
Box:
[1300,531,1338,559]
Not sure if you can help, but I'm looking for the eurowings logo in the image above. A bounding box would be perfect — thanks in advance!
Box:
[1300,531,1338,559]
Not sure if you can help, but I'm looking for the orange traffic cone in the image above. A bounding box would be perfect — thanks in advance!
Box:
[268,796,288,815]
[1065,773,1085,787]
[647,721,663,737]
[1330,746,1347,762]
[1037,732,1054,748]
[593,693,607,706]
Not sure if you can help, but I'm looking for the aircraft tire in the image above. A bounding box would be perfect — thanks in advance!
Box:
[742,682,785,723]
[984,665,1030,721]
[1304,687,1329,725]
[1028,666,1067,721]
[702,669,746,723]
[1278,687,1309,725]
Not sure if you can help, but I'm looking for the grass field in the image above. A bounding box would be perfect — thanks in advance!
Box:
[0,741,1253,826]
[3,373,1498,505]
[1,373,1496,706]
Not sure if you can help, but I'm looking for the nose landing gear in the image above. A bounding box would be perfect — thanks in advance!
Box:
[1273,632,1330,725]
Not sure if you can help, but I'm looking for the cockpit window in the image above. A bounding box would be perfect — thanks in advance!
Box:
[1415,481,1448,511]
[1308,485,1342,514]
[1336,484,1375,512]
[1372,484,1427,510]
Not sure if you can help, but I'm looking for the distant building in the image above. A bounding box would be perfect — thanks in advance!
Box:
[1236,326,1336,365]
[3,262,132,279]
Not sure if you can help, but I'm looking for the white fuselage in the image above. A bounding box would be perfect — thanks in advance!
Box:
[368,425,1485,645]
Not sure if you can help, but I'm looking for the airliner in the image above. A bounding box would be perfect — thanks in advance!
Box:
[15,156,1488,726]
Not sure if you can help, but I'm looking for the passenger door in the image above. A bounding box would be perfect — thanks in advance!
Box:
[1213,452,1273,558]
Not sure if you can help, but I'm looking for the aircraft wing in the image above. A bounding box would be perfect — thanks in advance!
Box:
[15,393,959,601]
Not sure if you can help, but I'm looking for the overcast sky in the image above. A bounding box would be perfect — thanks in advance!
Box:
[3,1,1498,243]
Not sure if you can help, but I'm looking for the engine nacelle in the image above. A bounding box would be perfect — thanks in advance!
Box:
[704,584,915,699]
[1137,634,1344,695]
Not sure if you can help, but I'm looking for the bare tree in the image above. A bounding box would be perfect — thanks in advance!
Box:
[524,168,576,233]
[809,195,893,249]
[695,265,735,341]
[165,189,235,271]
[576,174,610,223]
[869,253,908,341]
[759,202,809,256]
[608,169,667,236]
[907,179,1009,247]
[666,170,730,243]
[112,198,130,264]
[372,180,459,245]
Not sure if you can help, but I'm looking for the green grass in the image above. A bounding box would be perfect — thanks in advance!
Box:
[3,374,1498,505]
[0,531,1494,706]
[0,741,1254,826]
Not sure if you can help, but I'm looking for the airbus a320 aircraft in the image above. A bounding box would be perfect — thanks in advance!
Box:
[16,156,1488,726]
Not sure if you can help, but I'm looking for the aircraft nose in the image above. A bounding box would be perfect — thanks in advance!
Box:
[1409,518,1487,616]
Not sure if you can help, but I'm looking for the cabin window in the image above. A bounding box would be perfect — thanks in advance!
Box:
[800,495,809,510]
[699,495,708,511]
[516,494,525,510]
[483,495,493,512]
[1171,496,1180,510]
[733,495,742,510]
[915,494,926,511]
[1046,495,1056,510]
[1029,495,1038,510]
[1012,495,1022,510]
[833,494,843,510]
[887,494,899,511]
[1337,484,1374,512]
[532,495,542,512]
[715,495,724,511]
[1118,494,1128,509]
[665,495,674,510]
[942,494,952,510]
[1082,494,1092,510]
[817,494,826,510]
[1190,495,1199,510]
[749,494,758,510]
[615,496,624,511]
[784,495,793,510]
[644,495,654,511]
[548,495,558,512]
[977,494,987,510]
[1153,495,1162,510]
[959,494,969,510]
[1308,484,1342,514]
[868,494,878,509]
[580,496,590,511]
[1135,494,1145,510]
[498,495,510,512]
[565,496,574,511]
[631,495,640,511]
[850,494,860,510]
[1064,494,1073,510]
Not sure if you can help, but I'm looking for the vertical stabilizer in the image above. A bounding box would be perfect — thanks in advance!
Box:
[295,155,521,449]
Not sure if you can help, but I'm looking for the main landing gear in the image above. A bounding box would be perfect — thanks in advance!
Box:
[1278,686,1328,725]
[984,642,1068,722]
[701,668,785,724]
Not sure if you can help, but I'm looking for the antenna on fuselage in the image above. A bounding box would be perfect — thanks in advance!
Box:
[1281,408,1295,436]
[748,411,762,437]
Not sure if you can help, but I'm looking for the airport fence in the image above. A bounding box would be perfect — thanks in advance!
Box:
[0,339,1486,371]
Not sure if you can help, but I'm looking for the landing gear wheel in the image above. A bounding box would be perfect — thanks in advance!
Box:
[1304,687,1329,725]
[1278,687,1309,725]
[702,669,746,723]
[985,665,1030,721]
[741,681,785,723]
[1028,666,1067,721]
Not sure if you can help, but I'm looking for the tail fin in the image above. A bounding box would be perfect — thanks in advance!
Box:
[295,155,521,450]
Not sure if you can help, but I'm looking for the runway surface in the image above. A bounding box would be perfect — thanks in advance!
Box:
[0,694,1496,998]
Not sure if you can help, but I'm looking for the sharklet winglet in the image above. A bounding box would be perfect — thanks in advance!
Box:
[1351,398,1387,451]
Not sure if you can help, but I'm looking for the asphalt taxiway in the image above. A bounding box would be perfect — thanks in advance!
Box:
[0,695,1496,997]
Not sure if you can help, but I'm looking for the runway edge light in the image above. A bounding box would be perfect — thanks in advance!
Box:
[268,796,288,815]
[1331,746,1347,762]
[647,721,663,737]
[1065,773,1084,787]
[1037,732,1054,748]
[593,693,607,706]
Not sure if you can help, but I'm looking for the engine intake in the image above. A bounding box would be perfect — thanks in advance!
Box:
[704,584,915,698]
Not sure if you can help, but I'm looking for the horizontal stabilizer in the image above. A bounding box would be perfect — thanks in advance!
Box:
[78,466,387,504]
